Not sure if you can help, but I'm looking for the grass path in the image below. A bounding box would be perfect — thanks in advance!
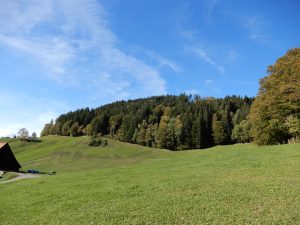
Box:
[0,171,39,183]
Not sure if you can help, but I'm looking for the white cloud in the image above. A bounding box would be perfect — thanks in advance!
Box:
[0,1,52,35]
[186,46,225,74]
[179,24,226,75]
[204,79,214,84]
[100,48,167,96]
[178,26,198,42]
[0,34,75,80]
[0,0,171,136]
[0,0,167,98]
[244,15,269,43]
[143,50,180,73]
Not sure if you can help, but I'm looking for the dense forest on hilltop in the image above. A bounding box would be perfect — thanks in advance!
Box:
[41,95,254,150]
[41,48,300,150]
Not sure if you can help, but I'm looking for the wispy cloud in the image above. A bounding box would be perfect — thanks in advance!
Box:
[0,34,75,81]
[0,0,167,98]
[185,46,225,74]
[0,1,52,35]
[178,22,226,75]
[142,50,180,73]
[178,26,198,42]
[204,79,214,85]
[203,0,222,24]
[221,9,271,44]
[244,15,269,43]
[0,0,172,137]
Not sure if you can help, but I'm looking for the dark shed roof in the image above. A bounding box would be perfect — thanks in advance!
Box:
[0,142,22,171]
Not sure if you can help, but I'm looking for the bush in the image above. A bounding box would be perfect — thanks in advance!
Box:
[89,136,108,147]
[22,138,42,143]
[231,120,252,143]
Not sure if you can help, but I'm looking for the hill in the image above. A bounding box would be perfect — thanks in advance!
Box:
[41,95,254,150]
[1,136,300,224]
[3,136,174,172]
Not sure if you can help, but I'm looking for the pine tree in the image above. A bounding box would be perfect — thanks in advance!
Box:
[192,113,203,149]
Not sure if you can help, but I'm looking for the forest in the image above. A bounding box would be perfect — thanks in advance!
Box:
[41,95,253,150]
[41,48,300,150]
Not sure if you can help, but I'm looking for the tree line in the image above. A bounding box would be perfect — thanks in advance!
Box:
[41,48,300,149]
[41,95,253,150]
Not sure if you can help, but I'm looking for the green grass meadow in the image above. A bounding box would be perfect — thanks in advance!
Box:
[1,136,300,224]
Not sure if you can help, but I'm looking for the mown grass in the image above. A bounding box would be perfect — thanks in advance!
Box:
[1,136,300,224]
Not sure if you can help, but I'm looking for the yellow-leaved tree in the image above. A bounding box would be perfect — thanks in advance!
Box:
[250,48,300,145]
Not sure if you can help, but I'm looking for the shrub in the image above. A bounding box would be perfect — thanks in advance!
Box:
[89,136,108,147]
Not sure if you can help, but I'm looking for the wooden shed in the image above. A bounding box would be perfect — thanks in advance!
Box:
[0,142,22,171]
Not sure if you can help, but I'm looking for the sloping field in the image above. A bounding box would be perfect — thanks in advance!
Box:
[1,136,300,224]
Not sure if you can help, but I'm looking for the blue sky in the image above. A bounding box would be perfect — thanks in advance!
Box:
[0,0,299,137]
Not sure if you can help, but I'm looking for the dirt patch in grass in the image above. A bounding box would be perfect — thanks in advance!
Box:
[0,171,39,184]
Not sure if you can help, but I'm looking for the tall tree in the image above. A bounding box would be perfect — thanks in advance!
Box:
[18,128,29,141]
[157,115,169,148]
[40,122,53,136]
[212,113,227,145]
[62,120,72,136]
[32,132,37,138]
[285,115,300,139]
[250,48,300,145]
[70,122,80,137]
[120,114,136,142]
[231,119,252,143]
[136,120,148,146]
[192,113,203,149]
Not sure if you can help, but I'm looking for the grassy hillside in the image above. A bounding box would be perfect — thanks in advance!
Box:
[1,136,300,224]
[4,136,174,172]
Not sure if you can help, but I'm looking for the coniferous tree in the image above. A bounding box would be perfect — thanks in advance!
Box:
[192,113,203,149]
[43,94,254,150]
[165,118,177,150]
[120,114,136,142]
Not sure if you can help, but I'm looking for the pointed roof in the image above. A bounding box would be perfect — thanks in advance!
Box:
[0,142,6,148]
[0,142,22,171]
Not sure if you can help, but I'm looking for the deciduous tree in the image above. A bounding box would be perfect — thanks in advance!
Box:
[250,48,300,145]
[18,128,29,141]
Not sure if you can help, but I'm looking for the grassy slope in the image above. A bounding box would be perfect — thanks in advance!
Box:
[1,136,300,224]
